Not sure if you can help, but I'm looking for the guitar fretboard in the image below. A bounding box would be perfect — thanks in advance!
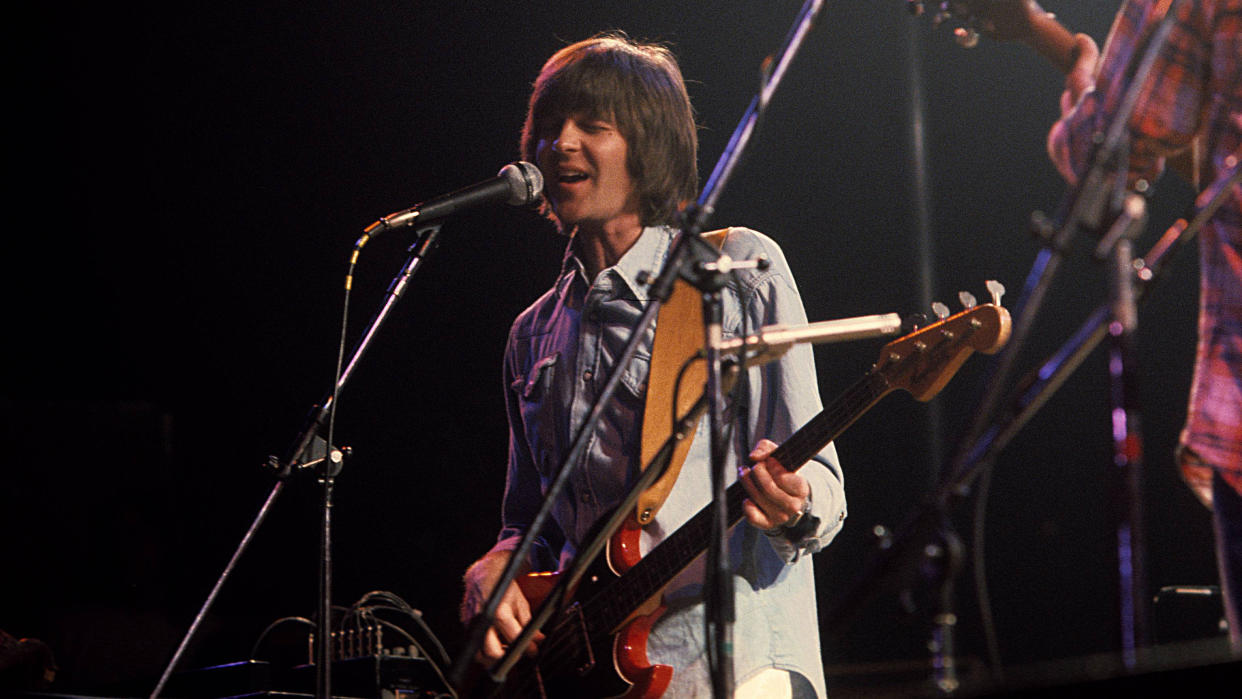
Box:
[581,367,893,636]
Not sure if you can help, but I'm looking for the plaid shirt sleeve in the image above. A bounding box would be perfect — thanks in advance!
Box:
[1051,0,1219,185]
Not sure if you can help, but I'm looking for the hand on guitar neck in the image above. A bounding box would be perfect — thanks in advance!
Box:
[946,0,1082,73]
[740,438,813,533]
[957,1,1101,136]
[941,0,1200,187]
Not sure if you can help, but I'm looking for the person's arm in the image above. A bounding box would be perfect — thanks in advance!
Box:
[949,0,1081,73]
[459,324,554,661]
[729,231,847,562]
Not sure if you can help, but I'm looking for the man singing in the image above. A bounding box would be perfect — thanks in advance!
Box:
[460,33,847,697]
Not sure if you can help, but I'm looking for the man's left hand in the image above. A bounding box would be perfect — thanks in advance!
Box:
[740,438,810,532]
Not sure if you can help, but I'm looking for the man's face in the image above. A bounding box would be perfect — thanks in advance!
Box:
[535,113,641,232]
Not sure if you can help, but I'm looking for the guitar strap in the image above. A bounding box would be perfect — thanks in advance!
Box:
[636,228,729,526]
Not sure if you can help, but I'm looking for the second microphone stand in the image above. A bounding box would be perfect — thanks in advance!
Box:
[150,222,444,699]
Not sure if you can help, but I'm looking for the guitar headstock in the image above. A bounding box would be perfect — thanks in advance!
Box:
[908,0,1048,46]
[874,281,1012,401]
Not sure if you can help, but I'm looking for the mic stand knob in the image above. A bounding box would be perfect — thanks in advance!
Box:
[315,446,351,480]
[264,444,352,479]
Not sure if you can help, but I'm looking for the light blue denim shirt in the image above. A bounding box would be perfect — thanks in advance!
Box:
[492,225,846,697]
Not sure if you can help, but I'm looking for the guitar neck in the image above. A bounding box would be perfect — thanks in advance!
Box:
[586,369,893,634]
[767,369,889,468]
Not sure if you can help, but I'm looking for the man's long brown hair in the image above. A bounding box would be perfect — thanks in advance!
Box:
[521,33,699,230]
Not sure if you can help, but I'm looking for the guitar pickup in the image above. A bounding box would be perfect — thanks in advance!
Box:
[567,604,596,675]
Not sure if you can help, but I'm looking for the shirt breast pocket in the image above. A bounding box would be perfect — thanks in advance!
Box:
[619,351,650,403]
[517,353,558,401]
[511,352,560,473]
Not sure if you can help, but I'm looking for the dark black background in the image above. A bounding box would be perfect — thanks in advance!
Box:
[4,1,1222,694]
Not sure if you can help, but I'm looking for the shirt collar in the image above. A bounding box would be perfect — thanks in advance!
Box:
[558,226,674,302]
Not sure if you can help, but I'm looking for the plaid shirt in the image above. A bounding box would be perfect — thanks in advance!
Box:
[1050,0,1241,500]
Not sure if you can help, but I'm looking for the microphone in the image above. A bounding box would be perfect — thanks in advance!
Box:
[364,161,544,238]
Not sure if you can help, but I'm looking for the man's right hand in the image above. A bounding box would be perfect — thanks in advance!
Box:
[461,550,543,662]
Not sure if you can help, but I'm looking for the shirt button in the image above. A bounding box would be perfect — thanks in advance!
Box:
[583,370,593,381]
[581,491,593,504]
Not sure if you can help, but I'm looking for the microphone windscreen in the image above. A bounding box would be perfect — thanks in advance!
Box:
[500,161,544,206]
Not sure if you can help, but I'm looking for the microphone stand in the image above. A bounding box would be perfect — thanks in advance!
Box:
[945,1,1185,668]
[954,0,1187,459]
[150,223,444,699]
[947,164,1238,504]
[702,267,735,697]
[942,163,1238,504]
[684,2,827,694]
[822,183,1225,685]
[1098,194,1150,665]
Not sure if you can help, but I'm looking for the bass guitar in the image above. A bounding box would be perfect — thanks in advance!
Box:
[487,291,1012,698]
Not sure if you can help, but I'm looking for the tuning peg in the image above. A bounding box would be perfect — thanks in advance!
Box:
[958,291,977,309]
[931,301,950,320]
[902,313,929,334]
[986,279,1006,306]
